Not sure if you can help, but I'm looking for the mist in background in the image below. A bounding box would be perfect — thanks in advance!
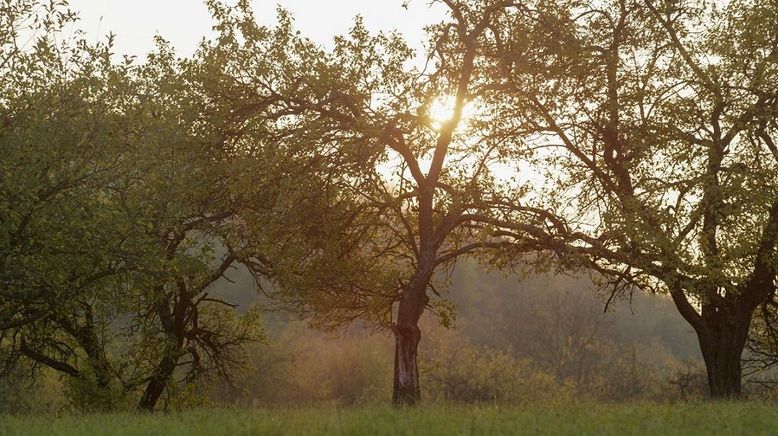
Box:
[1,258,710,413]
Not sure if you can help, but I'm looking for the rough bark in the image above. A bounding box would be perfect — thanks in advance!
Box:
[138,298,185,411]
[699,323,749,399]
[696,310,752,399]
[138,353,178,411]
[392,322,422,405]
[392,272,431,406]
[701,345,743,399]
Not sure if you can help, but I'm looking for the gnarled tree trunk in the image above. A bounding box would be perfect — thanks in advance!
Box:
[138,353,178,411]
[696,310,752,399]
[138,298,185,411]
[392,322,421,405]
[392,272,431,406]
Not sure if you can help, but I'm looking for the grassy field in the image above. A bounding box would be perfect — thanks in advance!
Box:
[2,402,777,435]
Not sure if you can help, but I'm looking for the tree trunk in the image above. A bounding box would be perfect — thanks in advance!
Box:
[392,322,421,405]
[391,272,430,406]
[138,353,178,411]
[139,296,186,411]
[697,312,751,399]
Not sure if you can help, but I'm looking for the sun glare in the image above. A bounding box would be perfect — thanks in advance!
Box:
[428,96,475,130]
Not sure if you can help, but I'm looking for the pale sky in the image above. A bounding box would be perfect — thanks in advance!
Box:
[64,1,529,187]
[67,0,447,59]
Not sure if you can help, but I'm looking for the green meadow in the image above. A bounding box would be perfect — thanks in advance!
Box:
[3,403,778,436]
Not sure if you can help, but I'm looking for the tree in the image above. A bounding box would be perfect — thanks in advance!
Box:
[0,1,139,409]
[485,0,778,398]
[0,2,274,411]
[199,1,561,405]
[118,38,274,411]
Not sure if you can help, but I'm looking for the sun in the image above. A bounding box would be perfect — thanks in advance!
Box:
[427,96,475,131]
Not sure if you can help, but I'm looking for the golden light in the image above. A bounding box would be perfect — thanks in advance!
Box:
[427,96,475,131]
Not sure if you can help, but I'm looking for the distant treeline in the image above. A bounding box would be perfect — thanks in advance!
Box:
[8,258,778,413]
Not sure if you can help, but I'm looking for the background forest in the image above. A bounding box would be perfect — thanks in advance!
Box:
[5,258,769,413]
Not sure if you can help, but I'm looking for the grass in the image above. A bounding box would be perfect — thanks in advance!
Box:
[2,402,778,435]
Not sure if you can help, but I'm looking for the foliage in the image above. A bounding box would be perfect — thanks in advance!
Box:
[474,0,778,397]
[0,0,276,411]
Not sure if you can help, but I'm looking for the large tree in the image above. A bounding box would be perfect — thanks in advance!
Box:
[0,2,137,408]
[200,1,560,405]
[485,0,778,398]
[0,2,277,411]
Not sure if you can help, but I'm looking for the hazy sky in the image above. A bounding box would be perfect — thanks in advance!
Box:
[63,1,530,185]
[67,0,447,59]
